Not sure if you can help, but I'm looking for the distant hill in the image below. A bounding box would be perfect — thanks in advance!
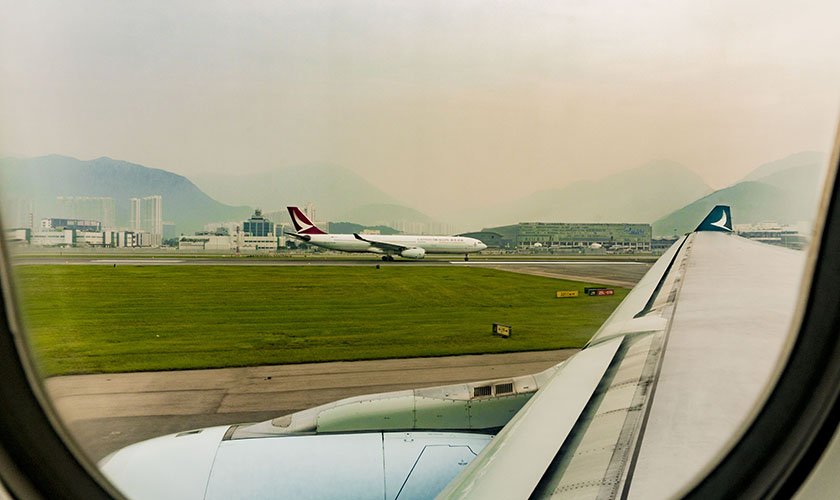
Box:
[463,160,711,229]
[653,154,827,236]
[740,151,827,182]
[0,155,252,234]
[193,164,401,220]
[653,182,787,236]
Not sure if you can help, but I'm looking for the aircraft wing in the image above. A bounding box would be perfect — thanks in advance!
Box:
[353,232,411,252]
[439,205,806,499]
[284,231,311,241]
[99,205,807,499]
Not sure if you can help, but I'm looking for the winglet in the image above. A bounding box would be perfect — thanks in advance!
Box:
[695,205,733,233]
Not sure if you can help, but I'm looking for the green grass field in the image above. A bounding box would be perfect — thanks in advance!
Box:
[13,266,627,376]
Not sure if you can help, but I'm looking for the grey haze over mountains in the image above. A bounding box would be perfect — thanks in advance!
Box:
[0,153,826,237]
[194,165,398,219]
[194,165,441,228]
[192,151,830,235]
[196,160,714,231]
[459,160,713,229]
[0,155,252,234]
[652,151,827,236]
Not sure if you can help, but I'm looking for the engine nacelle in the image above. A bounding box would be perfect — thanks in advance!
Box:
[400,247,426,259]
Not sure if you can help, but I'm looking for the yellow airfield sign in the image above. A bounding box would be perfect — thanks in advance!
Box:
[556,290,579,298]
[492,323,511,337]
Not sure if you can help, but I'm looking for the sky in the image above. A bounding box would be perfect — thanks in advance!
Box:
[1,0,839,213]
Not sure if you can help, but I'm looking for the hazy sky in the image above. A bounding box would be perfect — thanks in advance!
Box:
[1,0,839,212]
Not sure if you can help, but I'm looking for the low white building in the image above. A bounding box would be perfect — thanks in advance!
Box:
[136,232,158,247]
[177,233,282,252]
[3,228,30,243]
[23,228,157,248]
[240,235,279,252]
[103,230,153,248]
[75,231,106,246]
[178,235,233,251]
[734,222,808,250]
[30,230,74,247]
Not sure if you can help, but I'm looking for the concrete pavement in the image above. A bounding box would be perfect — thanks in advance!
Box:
[46,350,579,461]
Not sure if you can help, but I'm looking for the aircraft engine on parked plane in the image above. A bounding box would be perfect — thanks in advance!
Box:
[400,247,426,259]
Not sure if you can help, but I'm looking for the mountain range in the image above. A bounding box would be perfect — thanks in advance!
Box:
[463,160,713,229]
[196,160,718,231]
[0,152,828,237]
[0,155,252,234]
[652,151,827,236]
[193,165,400,220]
[193,165,446,228]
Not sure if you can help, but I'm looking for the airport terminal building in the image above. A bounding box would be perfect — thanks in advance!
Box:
[476,222,652,252]
[243,209,275,237]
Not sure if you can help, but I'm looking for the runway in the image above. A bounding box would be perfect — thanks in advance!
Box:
[13,256,652,288]
[46,350,578,462]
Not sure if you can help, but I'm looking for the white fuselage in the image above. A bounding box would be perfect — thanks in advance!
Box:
[302,234,486,256]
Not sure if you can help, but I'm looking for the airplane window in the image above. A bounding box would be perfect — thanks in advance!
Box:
[0,1,839,499]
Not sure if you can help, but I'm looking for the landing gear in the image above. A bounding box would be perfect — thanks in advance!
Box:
[464,254,470,261]
[381,255,395,261]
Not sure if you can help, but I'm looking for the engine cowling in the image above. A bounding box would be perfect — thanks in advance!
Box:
[400,247,426,259]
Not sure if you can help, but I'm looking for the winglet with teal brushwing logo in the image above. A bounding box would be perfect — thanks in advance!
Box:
[695,205,733,232]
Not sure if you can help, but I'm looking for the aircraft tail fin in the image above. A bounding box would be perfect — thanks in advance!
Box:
[287,206,327,235]
[695,205,733,233]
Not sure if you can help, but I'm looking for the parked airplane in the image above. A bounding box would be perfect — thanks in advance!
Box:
[285,206,487,261]
[95,204,822,499]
